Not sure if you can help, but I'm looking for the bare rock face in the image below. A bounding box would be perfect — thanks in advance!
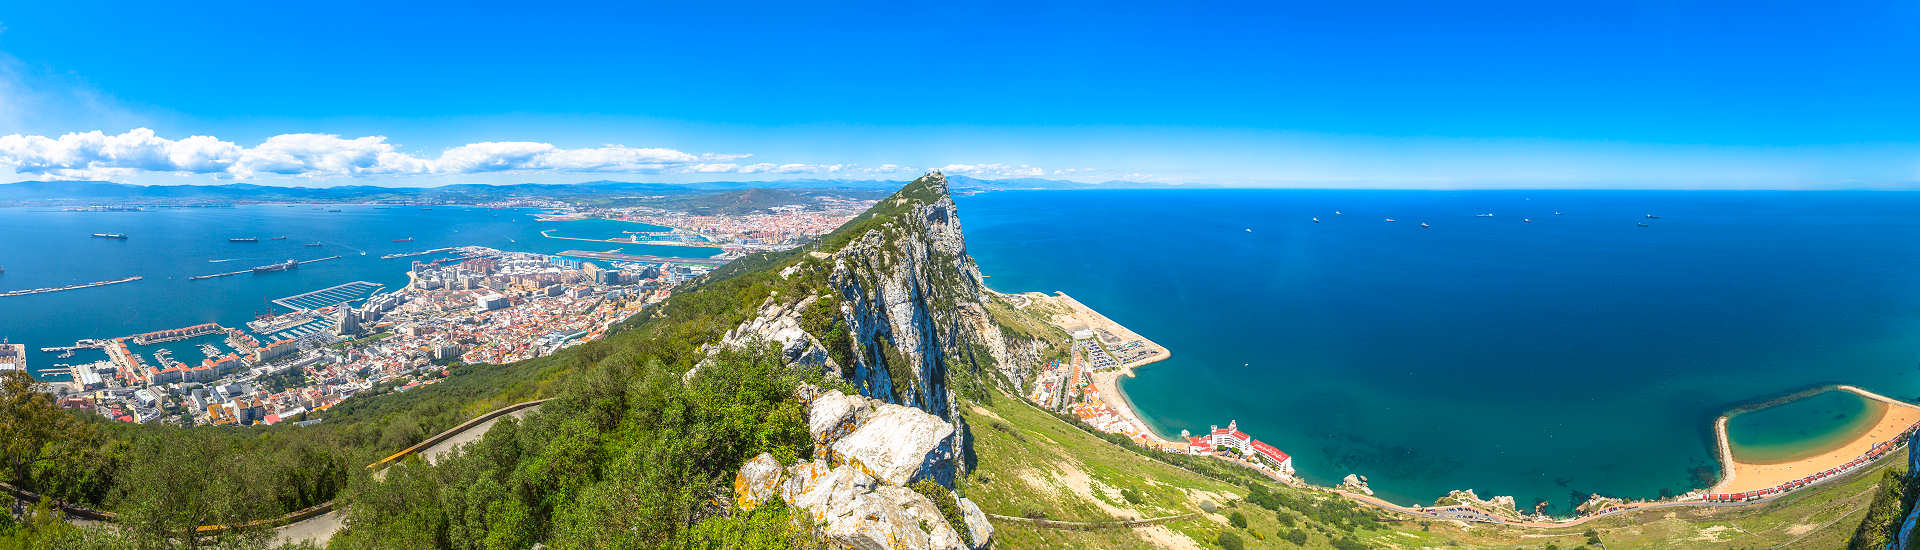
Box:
[789,464,880,519]
[734,453,785,512]
[956,496,993,549]
[779,459,833,505]
[819,485,967,550]
[807,391,870,455]
[716,295,839,375]
[731,385,986,549]
[829,402,957,487]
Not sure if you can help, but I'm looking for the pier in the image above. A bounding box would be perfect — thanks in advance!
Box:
[130,322,225,345]
[0,275,143,297]
[273,281,383,311]
[556,249,728,266]
[380,247,458,260]
[191,256,341,280]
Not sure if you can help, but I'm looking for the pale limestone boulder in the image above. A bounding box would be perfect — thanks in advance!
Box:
[829,402,956,487]
[819,485,966,550]
[790,465,878,520]
[808,390,870,452]
[779,459,832,505]
[733,453,785,512]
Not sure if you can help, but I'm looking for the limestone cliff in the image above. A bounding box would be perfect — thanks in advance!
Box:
[721,172,1036,422]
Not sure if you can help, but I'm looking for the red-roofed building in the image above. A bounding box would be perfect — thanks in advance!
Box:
[1187,436,1214,455]
[1249,439,1296,475]
[1209,420,1253,453]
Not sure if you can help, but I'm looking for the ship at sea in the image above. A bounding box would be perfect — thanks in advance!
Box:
[91,233,128,239]
[271,235,287,240]
[251,259,298,273]
[229,237,259,242]
[392,237,414,242]
[304,242,324,247]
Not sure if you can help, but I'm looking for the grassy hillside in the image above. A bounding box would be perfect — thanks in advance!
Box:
[2,173,1909,549]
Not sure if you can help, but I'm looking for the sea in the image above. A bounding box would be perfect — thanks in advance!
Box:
[955,189,1920,514]
[0,204,718,380]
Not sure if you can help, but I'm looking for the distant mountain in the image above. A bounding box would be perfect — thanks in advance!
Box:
[0,175,1181,206]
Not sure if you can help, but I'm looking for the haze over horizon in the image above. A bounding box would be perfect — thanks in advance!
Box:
[1,1,1916,190]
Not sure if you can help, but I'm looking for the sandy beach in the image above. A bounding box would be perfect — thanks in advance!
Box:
[1712,385,1920,494]
[1010,291,1177,446]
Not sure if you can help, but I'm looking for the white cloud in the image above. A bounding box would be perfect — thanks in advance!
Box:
[0,128,755,180]
[940,163,1047,178]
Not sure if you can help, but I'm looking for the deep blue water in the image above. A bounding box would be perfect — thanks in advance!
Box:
[0,205,717,378]
[955,189,1920,514]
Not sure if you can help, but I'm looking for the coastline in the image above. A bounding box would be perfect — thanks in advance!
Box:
[1001,289,1920,521]
[1711,385,1920,495]
[1005,290,1178,446]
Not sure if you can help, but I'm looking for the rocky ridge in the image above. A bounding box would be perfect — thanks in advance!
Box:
[733,384,990,550]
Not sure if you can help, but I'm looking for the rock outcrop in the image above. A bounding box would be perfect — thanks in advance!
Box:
[718,294,838,375]
[732,385,989,550]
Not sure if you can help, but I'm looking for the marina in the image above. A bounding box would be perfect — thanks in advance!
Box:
[272,281,384,311]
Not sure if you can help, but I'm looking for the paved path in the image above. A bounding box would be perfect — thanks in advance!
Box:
[267,403,543,546]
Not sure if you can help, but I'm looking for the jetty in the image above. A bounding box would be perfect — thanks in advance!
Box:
[380,247,458,260]
[0,275,143,298]
[191,256,341,280]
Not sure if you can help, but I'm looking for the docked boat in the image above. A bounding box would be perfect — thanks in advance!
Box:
[251,259,298,273]
[392,237,414,242]
[229,237,258,242]
[91,233,128,239]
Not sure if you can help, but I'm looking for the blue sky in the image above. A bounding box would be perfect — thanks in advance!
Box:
[0,1,1916,188]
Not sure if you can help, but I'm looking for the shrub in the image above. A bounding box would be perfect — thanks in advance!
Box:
[1217,531,1245,550]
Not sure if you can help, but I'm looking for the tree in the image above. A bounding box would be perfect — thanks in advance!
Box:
[0,370,89,488]
[1228,510,1248,529]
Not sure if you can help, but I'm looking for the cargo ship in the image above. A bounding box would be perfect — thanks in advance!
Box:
[91,233,128,239]
[392,237,414,242]
[271,235,287,240]
[251,259,298,273]
[229,237,259,242]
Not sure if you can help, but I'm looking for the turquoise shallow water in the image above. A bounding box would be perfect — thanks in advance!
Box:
[1726,389,1881,464]
[0,205,718,380]
[955,189,1920,514]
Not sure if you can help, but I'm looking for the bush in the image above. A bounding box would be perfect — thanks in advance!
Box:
[910,479,971,546]
[1217,531,1245,550]
[1228,510,1248,529]
[1121,487,1145,505]
[1284,528,1309,546]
